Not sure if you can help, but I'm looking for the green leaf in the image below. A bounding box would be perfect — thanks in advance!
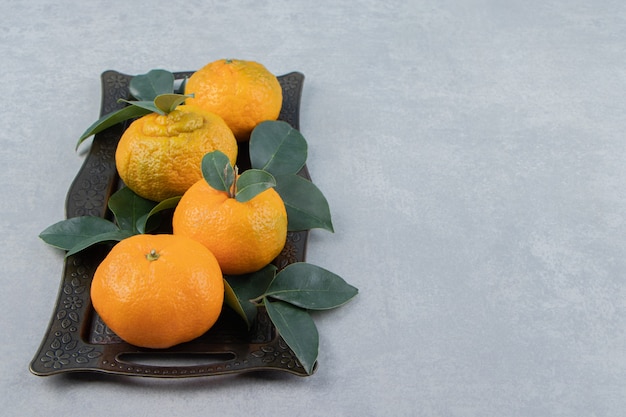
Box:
[66,229,135,257]
[265,262,358,310]
[249,121,308,176]
[76,70,177,149]
[235,169,276,202]
[224,265,277,327]
[108,187,158,233]
[76,105,152,149]
[154,93,193,114]
[39,216,120,251]
[274,174,334,232]
[136,196,181,234]
[174,76,188,94]
[264,299,318,375]
[201,151,235,193]
[129,69,175,101]
[117,99,162,115]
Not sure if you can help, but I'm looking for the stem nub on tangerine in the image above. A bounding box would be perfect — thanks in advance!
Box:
[146,249,160,261]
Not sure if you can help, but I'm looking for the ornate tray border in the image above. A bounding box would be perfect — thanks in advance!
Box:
[30,70,314,378]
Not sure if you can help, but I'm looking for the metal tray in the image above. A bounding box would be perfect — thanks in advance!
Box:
[30,70,314,378]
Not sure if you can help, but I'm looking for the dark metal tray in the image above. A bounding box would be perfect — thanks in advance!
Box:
[30,70,313,378]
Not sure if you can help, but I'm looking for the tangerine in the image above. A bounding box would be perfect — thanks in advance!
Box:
[172,178,288,275]
[184,59,283,141]
[90,234,224,349]
[115,104,237,202]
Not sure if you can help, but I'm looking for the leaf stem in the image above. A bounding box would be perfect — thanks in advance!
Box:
[249,294,266,305]
[229,165,239,198]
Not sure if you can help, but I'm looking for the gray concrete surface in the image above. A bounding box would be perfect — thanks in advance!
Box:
[2,0,625,415]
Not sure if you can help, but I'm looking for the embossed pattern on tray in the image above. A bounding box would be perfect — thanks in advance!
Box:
[30,70,312,378]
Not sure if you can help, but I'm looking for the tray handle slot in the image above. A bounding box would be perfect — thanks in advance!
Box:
[117,351,235,367]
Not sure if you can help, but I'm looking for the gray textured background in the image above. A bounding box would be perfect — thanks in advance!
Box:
[2,0,625,416]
